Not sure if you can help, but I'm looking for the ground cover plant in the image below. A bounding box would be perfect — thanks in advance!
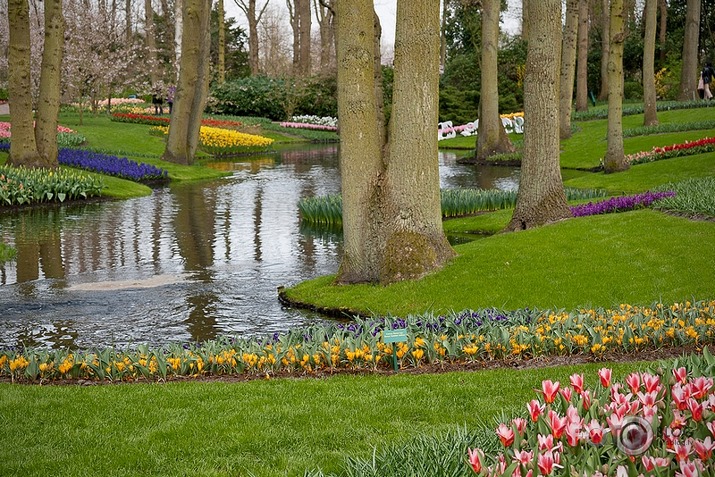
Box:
[0,163,104,206]
[57,148,169,183]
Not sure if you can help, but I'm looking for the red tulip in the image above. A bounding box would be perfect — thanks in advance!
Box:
[598,368,612,387]
[673,367,688,384]
[496,423,515,447]
[537,451,562,476]
[468,447,484,474]
[626,372,641,394]
[569,373,584,395]
[527,399,545,422]
[540,380,560,404]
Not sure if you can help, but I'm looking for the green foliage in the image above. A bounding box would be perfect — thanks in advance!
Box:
[56,131,87,148]
[439,86,479,125]
[208,75,338,120]
[0,89,8,101]
[653,177,715,217]
[0,165,104,206]
[623,120,715,138]
[571,99,715,121]
[209,6,249,81]
[0,241,16,263]
[623,80,643,100]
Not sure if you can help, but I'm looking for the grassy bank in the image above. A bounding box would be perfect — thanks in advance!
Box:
[0,359,661,477]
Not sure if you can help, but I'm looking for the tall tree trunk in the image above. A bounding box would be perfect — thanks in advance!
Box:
[35,0,65,167]
[233,0,265,76]
[162,0,211,165]
[575,0,590,111]
[335,0,384,284]
[521,0,528,39]
[476,0,514,159]
[335,0,453,285]
[175,0,182,75]
[658,0,667,63]
[217,0,225,83]
[559,0,579,139]
[642,0,658,126]
[288,0,299,73]
[598,0,609,100]
[314,0,334,72]
[145,0,159,85]
[506,0,571,231]
[440,0,448,71]
[603,0,629,173]
[7,0,42,168]
[298,0,311,76]
[678,0,701,101]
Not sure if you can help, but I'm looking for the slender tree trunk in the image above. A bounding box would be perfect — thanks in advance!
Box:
[288,0,299,73]
[658,0,667,63]
[521,0,528,39]
[314,0,334,72]
[217,0,225,83]
[575,0,590,111]
[175,0,182,75]
[125,0,132,42]
[162,0,210,165]
[506,0,571,231]
[7,0,42,168]
[476,0,514,160]
[298,0,311,76]
[35,0,65,167]
[598,0,609,100]
[603,0,629,173]
[678,0,701,100]
[145,0,159,86]
[643,0,658,126]
[560,0,579,139]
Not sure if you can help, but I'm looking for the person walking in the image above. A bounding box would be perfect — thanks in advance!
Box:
[702,62,715,100]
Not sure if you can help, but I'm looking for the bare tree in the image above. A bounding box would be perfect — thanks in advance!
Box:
[144,0,159,85]
[678,0,701,100]
[287,0,311,76]
[603,0,629,173]
[506,0,571,231]
[575,0,589,111]
[559,0,579,139]
[258,4,291,75]
[313,0,334,73]
[234,0,269,75]
[475,0,514,160]
[643,0,658,126]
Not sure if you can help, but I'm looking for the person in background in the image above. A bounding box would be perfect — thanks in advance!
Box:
[702,62,715,100]
[151,86,164,114]
[167,85,176,114]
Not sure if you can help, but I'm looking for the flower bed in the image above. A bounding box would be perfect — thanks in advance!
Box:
[0,163,104,206]
[151,125,273,156]
[626,137,715,165]
[570,191,676,217]
[58,149,169,183]
[467,350,715,477]
[111,113,244,130]
[0,122,86,147]
[279,121,338,132]
[1,300,713,383]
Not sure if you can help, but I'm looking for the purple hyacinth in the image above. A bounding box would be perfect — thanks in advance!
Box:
[570,191,676,217]
[58,149,168,183]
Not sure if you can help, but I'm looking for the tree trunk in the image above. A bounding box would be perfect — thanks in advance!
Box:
[145,0,159,85]
[125,0,132,42]
[7,0,42,168]
[162,0,211,165]
[175,0,182,75]
[559,0,579,139]
[476,0,515,159]
[288,0,299,73]
[658,0,667,63]
[35,0,65,167]
[642,0,658,126]
[598,0,609,101]
[298,0,311,76]
[335,0,454,285]
[217,0,225,83]
[678,0,701,101]
[506,0,571,231]
[575,0,590,111]
[314,0,334,73]
[334,0,384,284]
[603,0,629,173]
[521,0,528,39]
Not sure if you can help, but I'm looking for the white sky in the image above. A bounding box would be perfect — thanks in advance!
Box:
[224,0,522,53]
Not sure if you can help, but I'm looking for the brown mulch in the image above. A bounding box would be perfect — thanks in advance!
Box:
[1,344,699,386]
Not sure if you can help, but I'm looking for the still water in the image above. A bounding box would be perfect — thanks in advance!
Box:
[0,145,519,351]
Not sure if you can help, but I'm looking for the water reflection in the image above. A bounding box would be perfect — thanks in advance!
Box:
[0,145,518,350]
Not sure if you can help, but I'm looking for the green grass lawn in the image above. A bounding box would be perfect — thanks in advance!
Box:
[0,359,662,477]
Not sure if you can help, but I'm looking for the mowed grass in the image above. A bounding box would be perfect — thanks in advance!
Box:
[0,360,660,477]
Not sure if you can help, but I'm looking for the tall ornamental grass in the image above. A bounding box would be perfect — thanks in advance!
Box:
[0,164,104,206]
[299,188,608,225]
[2,300,713,383]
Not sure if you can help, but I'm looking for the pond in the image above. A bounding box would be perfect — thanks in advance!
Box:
[0,145,519,351]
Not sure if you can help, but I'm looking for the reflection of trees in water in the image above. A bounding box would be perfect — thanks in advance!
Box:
[171,183,220,342]
[13,320,79,350]
[11,208,65,293]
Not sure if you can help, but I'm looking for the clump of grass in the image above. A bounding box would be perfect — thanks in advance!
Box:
[653,177,715,217]
[623,120,715,138]
[299,188,608,224]
[572,100,715,121]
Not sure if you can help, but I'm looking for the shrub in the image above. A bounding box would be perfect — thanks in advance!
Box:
[623,80,644,100]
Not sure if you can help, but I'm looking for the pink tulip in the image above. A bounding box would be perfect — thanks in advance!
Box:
[586,419,607,445]
[642,455,670,471]
[566,405,581,426]
[642,373,661,393]
[527,399,545,422]
[540,380,560,404]
[707,421,715,437]
[637,390,659,407]
[468,447,484,473]
[537,433,555,451]
[606,412,624,437]
[672,383,691,411]
[693,437,715,461]
[580,390,592,411]
[677,460,699,477]
[598,368,612,387]
[687,398,704,422]
[548,410,567,439]
[565,422,581,447]
[690,376,713,399]
[569,373,584,395]
[496,423,515,447]
[514,449,534,466]
[537,451,562,476]
[513,417,528,435]
[671,441,692,462]
[673,367,688,384]
[559,387,573,402]
[626,372,642,394]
